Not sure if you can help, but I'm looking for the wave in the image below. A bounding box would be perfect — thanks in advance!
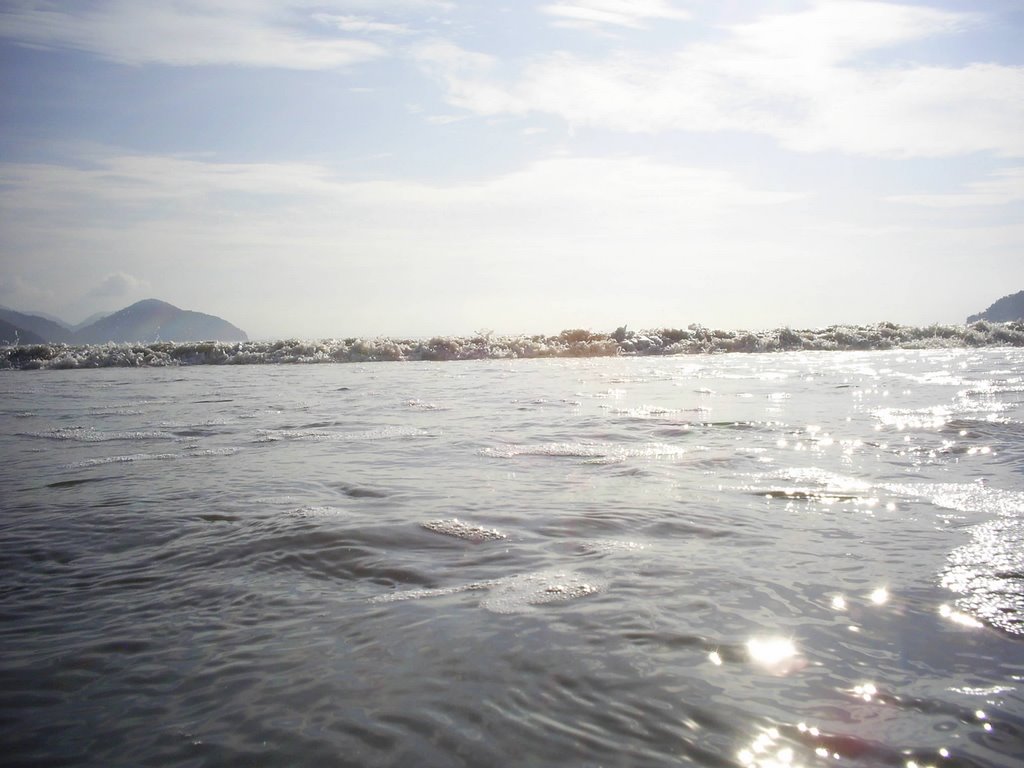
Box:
[2,320,1023,369]
[66,447,239,467]
[21,426,176,442]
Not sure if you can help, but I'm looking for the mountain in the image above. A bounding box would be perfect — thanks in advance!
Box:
[967,290,1024,323]
[24,310,73,330]
[0,300,247,344]
[0,318,45,345]
[0,307,75,342]
[71,311,111,332]
[73,299,248,343]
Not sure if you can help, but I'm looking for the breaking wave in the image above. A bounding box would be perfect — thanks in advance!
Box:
[3,320,1023,369]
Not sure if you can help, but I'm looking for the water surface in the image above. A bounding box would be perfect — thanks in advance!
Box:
[1,350,1022,767]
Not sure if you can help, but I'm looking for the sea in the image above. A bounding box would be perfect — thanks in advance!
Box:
[1,348,1022,767]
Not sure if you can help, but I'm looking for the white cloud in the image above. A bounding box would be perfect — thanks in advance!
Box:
[728,1,969,63]
[0,275,56,308]
[416,2,1023,158]
[0,152,807,293]
[541,0,690,31]
[411,40,514,115]
[0,151,805,334]
[4,151,1021,336]
[0,156,342,217]
[888,167,1024,207]
[87,271,151,298]
[424,114,468,125]
[337,0,454,9]
[313,14,414,36]
[0,151,796,213]
[0,1,451,68]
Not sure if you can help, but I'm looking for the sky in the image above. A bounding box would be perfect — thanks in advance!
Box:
[0,0,1022,340]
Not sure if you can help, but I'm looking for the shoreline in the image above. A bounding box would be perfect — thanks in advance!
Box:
[3,320,1023,369]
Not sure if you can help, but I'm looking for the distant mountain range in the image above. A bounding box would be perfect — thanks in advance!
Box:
[0,318,45,345]
[967,290,1024,323]
[0,299,248,345]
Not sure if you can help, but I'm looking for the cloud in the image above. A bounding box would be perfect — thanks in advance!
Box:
[313,14,413,36]
[87,271,151,298]
[3,150,1019,335]
[416,2,1023,158]
[0,1,446,68]
[0,275,56,307]
[411,40,512,115]
[541,1,690,31]
[0,151,798,218]
[0,150,801,281]
[0,155,342,218]
[424,114,468,125]
[0,153,802,312]
[888,167,1024,207]
[0,151,810,334]
[727,0,969,63]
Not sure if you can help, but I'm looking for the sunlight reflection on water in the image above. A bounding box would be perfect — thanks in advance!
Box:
[742,636,809,678]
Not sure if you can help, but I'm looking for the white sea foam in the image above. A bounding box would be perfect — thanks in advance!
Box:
[69,453,180,467]
[370,570,603,613]
[480,441,686,461]
[251,495,303,505]
[577,539,646,554]
[479,571,603,614]
[256,426,432,443]
[609,405,685,418]
[254,429,332,443]
[422,518,508,542]
[289,506,347,518]
[182,447,239,457]
[405,399,446,410]
[481,442,613,459]
[25,427,175,442]
[369,581,496,604]
[66,447,238,468]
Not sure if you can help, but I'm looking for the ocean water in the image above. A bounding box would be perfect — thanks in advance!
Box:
[1,349,1022,767]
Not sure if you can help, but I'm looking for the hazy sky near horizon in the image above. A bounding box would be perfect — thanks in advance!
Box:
[1,0,1022,339]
